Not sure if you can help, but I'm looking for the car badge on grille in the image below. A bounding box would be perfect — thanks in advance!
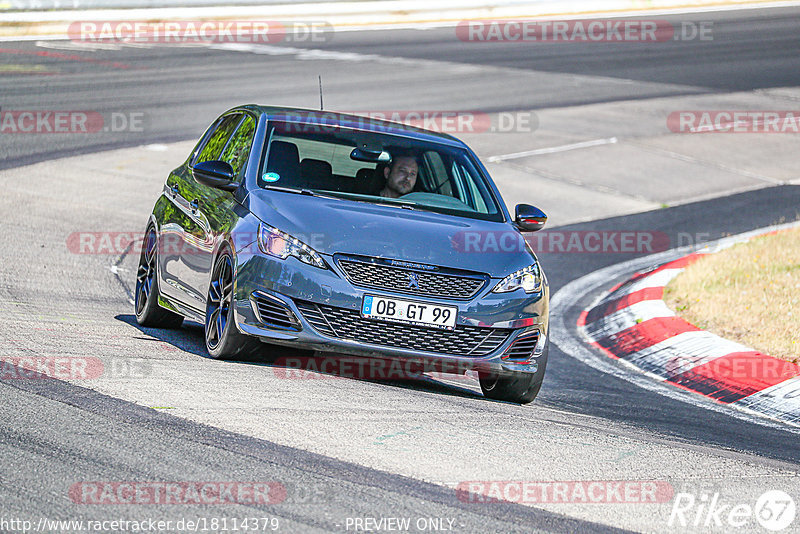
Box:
[407,272,420,289]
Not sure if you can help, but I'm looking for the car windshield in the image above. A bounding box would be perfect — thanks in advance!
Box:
[258,120,504,222]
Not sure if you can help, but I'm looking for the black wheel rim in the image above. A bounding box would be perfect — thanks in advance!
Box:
[135,228,157,317]
[206,254,233,350]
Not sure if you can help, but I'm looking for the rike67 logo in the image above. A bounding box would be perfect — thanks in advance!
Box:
[669,490,795,531]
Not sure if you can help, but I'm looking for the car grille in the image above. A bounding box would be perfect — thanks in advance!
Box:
[295,300,511,356]
[337,259,486,300]
[502,332,540,362]
[251,292,300,330]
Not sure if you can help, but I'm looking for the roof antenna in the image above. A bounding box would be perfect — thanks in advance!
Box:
[318,75,324,110]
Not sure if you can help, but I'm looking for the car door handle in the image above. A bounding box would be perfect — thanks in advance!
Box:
[190,199,200,212]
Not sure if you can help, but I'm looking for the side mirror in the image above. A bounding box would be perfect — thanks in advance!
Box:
[192,160,238,192]
[515,204,547,232]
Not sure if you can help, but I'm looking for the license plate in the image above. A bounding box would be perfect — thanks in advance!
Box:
[361,295,457,330]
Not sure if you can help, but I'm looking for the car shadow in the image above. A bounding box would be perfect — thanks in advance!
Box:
[115,313,486,401]
[116,314,209,359]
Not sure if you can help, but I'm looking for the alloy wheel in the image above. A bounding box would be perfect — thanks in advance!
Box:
[206,254,233,350]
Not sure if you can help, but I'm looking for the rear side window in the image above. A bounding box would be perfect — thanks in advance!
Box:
[220,114,256,181]
[194,114,242,165]
[272,135,374,178]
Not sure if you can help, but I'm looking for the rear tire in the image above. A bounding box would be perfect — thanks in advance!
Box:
[135,226,184,329]
[205,249,262,360]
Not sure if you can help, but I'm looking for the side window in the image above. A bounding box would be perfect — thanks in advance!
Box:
[465,172,488,212]
[219,114,256,181]
[190,118,223,163]
[451,158,496,215]
[194,114,242,165]
[422,151,452,197]
[450,160,467,204]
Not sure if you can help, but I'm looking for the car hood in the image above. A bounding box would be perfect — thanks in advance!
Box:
[245,190,535,276]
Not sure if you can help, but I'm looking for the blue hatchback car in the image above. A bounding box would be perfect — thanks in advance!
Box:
[135,106,550,403]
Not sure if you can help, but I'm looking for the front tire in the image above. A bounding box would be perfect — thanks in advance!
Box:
[204,249,261,360]
[479,343,548,404]
[135,226,183,328]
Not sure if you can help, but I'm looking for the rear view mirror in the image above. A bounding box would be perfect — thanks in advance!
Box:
[192,160,238,192]
[515,204,547,232]
[350,147,391,163]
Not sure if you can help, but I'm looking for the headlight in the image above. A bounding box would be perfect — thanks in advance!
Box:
[258,223,326,269]
[492,263,542,294]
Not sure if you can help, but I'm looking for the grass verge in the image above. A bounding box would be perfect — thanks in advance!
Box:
[664,227,800,363]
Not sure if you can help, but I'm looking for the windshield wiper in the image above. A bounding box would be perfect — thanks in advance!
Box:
[263,185,315,195]
[263,185,345,200]
[354,197,418,210]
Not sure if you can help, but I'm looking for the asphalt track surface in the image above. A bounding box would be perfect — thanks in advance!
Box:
[1,6,800,533]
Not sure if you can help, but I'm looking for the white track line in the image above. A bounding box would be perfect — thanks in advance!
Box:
[736,377,800,423]
[487,137,618,163]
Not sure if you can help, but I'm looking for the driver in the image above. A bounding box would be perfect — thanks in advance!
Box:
[379,152,419,198]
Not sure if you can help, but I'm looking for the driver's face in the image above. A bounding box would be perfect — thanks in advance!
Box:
[384,157,418,196]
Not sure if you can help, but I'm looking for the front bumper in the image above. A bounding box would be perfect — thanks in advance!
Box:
[232,250,549,375]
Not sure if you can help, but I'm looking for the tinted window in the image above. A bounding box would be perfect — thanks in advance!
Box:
[220,114,256,181]
[194,114,242,165]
